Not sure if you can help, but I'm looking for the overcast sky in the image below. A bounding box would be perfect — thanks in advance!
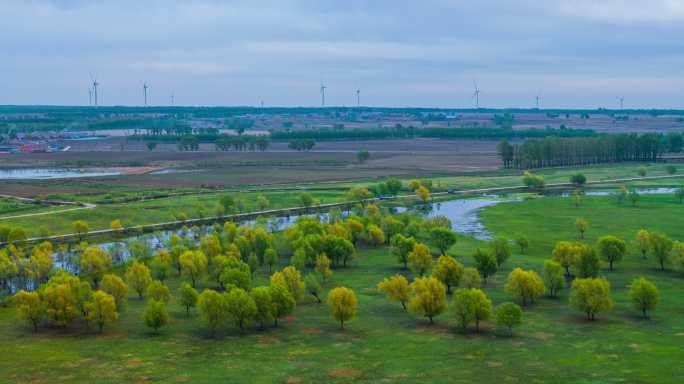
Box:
[2,0,684,108]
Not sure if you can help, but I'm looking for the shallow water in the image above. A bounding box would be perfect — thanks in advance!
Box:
[0,168,121,180]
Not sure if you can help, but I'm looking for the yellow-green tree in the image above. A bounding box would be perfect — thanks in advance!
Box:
[13,290,44,332]
[126,261,152,298]
[147,280,171,303]
[28,248,52,284]
[432,255,464,294]
[110,219,124,232]
[575,218,588,239]
[504,268,545,307]
[377,274,410,310]
[42,282,78,327]
[649,232,673,271]
[315,254,332,281]
[636,229,650,259]
[629,277,659,319]
[552,241,578,277]
[408,276,446,324]
[85,291,118,332]
[542,260,564,297]
[179,250,208,287]
[73,220,90,240]
[460,267,481,289]
[570,277,613,321]
[327,286,358,329]
[270,266,305,301]
[416,186,431,204]
[408,243,432,276]
[452,288,491,333]
[80,246,112,288]
[366,224,385,247]
[256,195,270,211]
[101,274,128,312]
[178,282,199,317]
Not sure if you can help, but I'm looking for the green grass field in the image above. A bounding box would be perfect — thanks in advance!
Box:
[1,191,684,382]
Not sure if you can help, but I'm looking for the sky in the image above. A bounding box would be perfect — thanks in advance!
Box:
[2,0,684,108]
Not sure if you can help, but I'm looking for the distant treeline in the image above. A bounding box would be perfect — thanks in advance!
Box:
[497,132,683,169]
[271,126,597,140]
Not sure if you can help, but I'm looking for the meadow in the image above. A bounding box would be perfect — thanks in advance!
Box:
[1,191,683,383]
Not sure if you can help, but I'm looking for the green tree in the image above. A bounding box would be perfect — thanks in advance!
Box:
[542,260,564,297]
[178,282,199,317]
[570,277,613,321]
[385,178,402,196]
[377,274,411,310]
[198,289,227,337]
[628,188,640,206]
[85,291,118,332]
[225,288,256,333]
[408,276,447,324]
[327,287,358,329]
[256,195,270,211]
[472,249,497,284]
[429,227,457,254]
[391,234,417,270]
[637,166,647,177]
[356,149,370,163]
[570,173,587,186]
[299,192,314,208]
[495,302,523,335]
[649,232,673,271]
[143,299,169,334]
[268,284,295,327]
[432,255,464,294]
[596,235,626,271]
[515,235,529,254]
[264,248,278,273]
[250,286,273,329]
[629,277,659,319]
[489,238,512,267]
[304,273,323,303]
[315,254,332,281]
[675,187,684,204]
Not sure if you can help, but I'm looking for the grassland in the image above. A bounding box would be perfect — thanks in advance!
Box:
[1,191,684,382]
[2,161,682,238]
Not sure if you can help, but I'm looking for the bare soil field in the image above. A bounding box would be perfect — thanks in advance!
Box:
[0,139,501,195]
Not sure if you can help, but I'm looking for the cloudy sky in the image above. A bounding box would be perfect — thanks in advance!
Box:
[2,0,684,108]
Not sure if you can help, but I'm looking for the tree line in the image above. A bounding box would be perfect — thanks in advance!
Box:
[497,132,683,169]
[271,125,596,141]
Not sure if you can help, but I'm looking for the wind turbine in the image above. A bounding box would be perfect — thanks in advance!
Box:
[90,73,99,107]
[170,91,175,106]
[88,88,92,106]
[535,95,540,109]
[320,84,327,107]
[143,81,149,106]
[618,97,624,110]
[472,80,481,109]
[356,89,360,107]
